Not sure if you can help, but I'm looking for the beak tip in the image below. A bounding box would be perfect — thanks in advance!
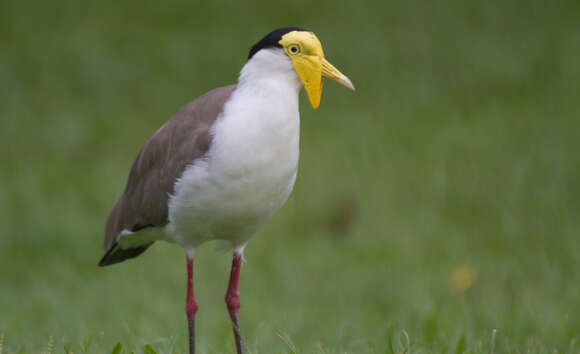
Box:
[344,76,356,91]
[340,75,355,91]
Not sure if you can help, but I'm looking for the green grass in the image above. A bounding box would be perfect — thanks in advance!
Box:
[1,0,580,352]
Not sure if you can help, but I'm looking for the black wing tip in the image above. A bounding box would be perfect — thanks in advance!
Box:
[98,242,153,267]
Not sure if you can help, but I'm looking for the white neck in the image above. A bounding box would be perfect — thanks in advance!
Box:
[209,47,302,169]
[237,48,302,96]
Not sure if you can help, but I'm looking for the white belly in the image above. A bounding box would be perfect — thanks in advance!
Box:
[166,80,300,249]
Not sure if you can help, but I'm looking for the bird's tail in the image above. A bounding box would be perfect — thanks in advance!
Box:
[98,241,153,266]
[98,227,161,266]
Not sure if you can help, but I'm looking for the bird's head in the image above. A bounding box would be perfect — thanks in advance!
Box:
[248,27,355,109]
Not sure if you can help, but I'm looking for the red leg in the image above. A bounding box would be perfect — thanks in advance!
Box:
[225,252,244,354]
[186,255,198,354]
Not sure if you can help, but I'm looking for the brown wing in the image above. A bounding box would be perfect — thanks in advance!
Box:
[99,85,236,266]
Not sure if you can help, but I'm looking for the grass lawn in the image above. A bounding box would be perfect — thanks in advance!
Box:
[1,0,579,352]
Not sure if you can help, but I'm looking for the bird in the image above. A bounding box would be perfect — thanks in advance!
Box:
[98,27,354,354]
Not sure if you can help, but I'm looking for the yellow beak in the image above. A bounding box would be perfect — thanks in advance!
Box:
[322,58,355,92]
[292,56,355,109]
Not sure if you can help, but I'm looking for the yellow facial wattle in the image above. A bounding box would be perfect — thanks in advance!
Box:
[279,31,355,109]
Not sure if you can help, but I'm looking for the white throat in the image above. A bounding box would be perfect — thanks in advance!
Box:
[238,48,302,96]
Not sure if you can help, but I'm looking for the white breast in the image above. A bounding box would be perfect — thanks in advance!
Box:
[167,49,302,249]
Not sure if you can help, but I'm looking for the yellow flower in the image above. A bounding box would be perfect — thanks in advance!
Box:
[449,264,477,294]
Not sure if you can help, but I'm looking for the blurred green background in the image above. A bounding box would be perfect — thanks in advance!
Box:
[1,0,579,352]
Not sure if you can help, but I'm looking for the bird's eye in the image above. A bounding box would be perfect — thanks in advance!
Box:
[288,44,300,55]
